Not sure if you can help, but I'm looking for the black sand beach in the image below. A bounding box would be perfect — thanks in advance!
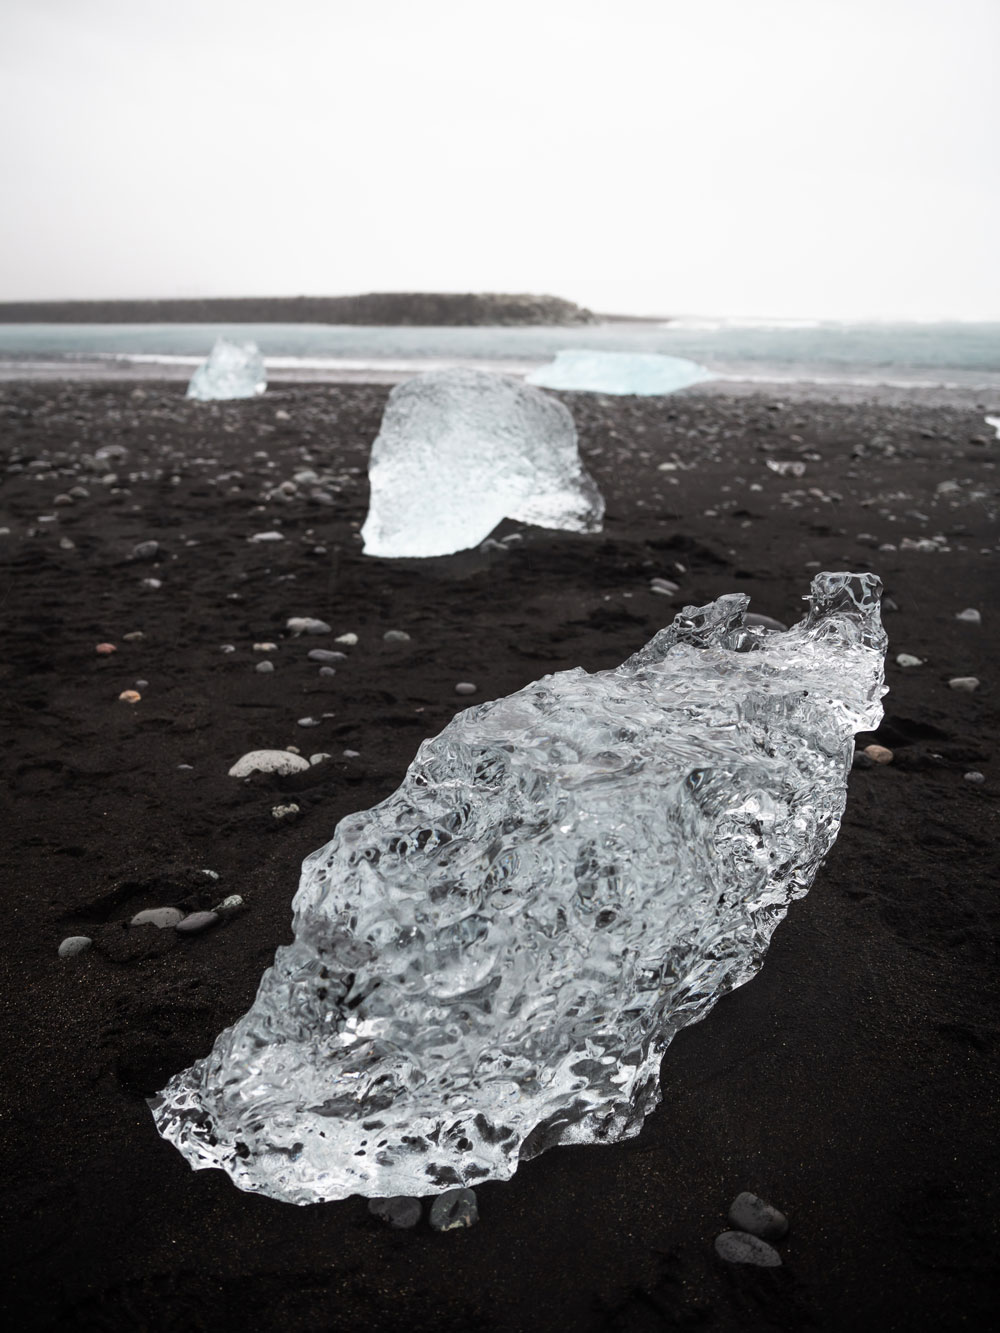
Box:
[1,380,997,1330]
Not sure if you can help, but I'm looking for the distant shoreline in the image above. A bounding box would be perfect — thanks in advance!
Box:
[0,292,604,326]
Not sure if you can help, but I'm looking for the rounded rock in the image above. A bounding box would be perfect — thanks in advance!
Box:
[131,540,159,560]
[58,935,92,958]
[175,911,219,935]
[297,716,321,728]
[896,653,923,668]
[714,1231,782,1267]
[368,1196,422,1229]
[948,676,980,693]
[228,749,311,778]
[213,894,245,915]
[96,642,117,655]
[131,907,184,929]
[318,666,336,677]
[272,803,300,819]
[383,629,411,642]
[455,682,477,695]
[428,1188,479,1232]
[964,771,986,784]
[118,689,141,704]
[255,660,275,674]
[287,617,331,635]
[862,744,894,765]
[307,649,347,663]
[727,1192,789,1240]
[955,608,982,625]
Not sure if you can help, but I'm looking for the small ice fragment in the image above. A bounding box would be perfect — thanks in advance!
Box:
[526,350,713,396]
[228,750,311,777]
[765,460,807,478]
[984,415,1000,439]
[361,368,603,558]
[287,618,332,635]
[186,340,266,401]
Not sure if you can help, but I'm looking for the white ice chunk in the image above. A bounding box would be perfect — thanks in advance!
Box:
[360,368,604,558]
[228,750,311,778]
[526,350,714,396]
[186,339,267,401]
[154,573,886,1205]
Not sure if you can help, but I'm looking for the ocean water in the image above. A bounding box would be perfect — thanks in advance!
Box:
[0,318,997,395]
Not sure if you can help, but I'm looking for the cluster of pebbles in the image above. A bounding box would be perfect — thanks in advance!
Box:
[714,1191,790,1267]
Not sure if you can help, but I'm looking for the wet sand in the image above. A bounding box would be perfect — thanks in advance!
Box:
[1,380,997,1331]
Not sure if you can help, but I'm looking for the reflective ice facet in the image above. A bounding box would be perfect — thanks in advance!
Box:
[152,573,886,1205]
[186,339,267,401]
[360,368,604,557]
[526,350,714,396]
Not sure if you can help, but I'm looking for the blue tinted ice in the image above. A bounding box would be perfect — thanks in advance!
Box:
[526,350,714,395]
[186,339,267,401]
[152,573,886,1204]
[360,368,604,557]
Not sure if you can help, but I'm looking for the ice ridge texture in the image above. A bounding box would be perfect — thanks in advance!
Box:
[152,573,886,1205]
[526,350,714,396]
[186,338,267,401]
[360,368,604,557]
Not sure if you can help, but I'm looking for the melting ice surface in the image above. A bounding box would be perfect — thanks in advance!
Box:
[153,573,886,1204]
[360,368,604,557]
[526,350,714,396]
[186,339,267,401]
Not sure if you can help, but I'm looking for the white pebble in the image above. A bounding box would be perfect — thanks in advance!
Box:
[948,676,980,693]
[131,907,184,929]
[309,753,331,765]
[297,717,321,728]
[896,653,923,668]
[964,771,986,784]
[286,617,332,635]
[247,531,284,542]
[428,1188,479,1232]
[956,608,982,625]
[335,632,358,646]
[255,660,275,673]
[455,682,477,695]
[58,935,92,958]
[272,803,300,819]
[343,749,360,758]
[228,750,310,777]
[253,642,278,652]
[383,629,411,642]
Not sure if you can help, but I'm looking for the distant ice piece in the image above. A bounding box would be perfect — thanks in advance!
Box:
[153,572,886,1205]
[186,339,266,401]
[526,350,714,396]
[360,368,604,558]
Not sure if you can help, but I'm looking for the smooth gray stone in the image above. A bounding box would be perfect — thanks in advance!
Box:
[58,935,92,958]
[428,1188,478,1232]
[728,1191,789,1240]
[367,1196,422,1229]
[255,660,275,673]
[131,540,159,560]
[383,630,411,642]
[131,907,184,929]
[175,911,219,935]
[455,682,477,695]
[745,613,788,632]
[307,649,347,663]
[714,1231,782,1266]
[318,667,337,677]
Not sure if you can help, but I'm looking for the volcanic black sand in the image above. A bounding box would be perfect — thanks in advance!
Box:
[1,380,997,1331]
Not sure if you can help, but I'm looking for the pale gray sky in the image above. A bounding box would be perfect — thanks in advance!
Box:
[1,0,997,318]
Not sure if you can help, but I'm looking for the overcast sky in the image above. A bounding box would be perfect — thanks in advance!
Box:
[1,0,997,319]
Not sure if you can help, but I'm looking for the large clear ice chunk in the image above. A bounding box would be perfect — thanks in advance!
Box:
[152,573,886,1205]
[526,350,714,396]
[360,368,604,557]
[186,338,267,401]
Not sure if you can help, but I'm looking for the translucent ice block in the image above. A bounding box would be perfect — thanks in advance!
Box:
[526,350,714,396]
[360,368,604,557]
[186,339,266,401]
[152,573,886,1204]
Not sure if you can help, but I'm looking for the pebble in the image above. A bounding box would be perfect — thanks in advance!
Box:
[175,911,219,935]
[59,537,76,550]
[96,642,117,655]
[274,408,291,421]
[745,613,788,632]
[272,803,300,819]
[37,514,58,526]
[253,642,278,652]
[287,617,332,635]
[863,744,894,765]
[118,689,141,704]
[68,485,90,499]
[297,716,321,727]
[428,1188,479,1232]
[318,666,337,677]
[141,578,162,589]
[948,676,980,693]
[714,1231,782,1267]
[964,771,986,784]
[220,644,236,653]
[307,649,347,663]
[383,629,411,642]
[58,935,92,958]
[368,1197,422,1229]
[123,631,144,642]
[131,540,159,560]
[247,531,284,542]
[309,753,331,765]
[896,653,922,667]
[131,907,184,929]
[765,459,806,477]
[335,632,358,646]
[343,749,360,758]
[956,608,982,625]
[53,493,74,506]
[455,682,477,695]
[727,1192,789,1240]
[255,660,275,673]
[228,749,310,777]
[213,895,245,915]
[650,577,680,595]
